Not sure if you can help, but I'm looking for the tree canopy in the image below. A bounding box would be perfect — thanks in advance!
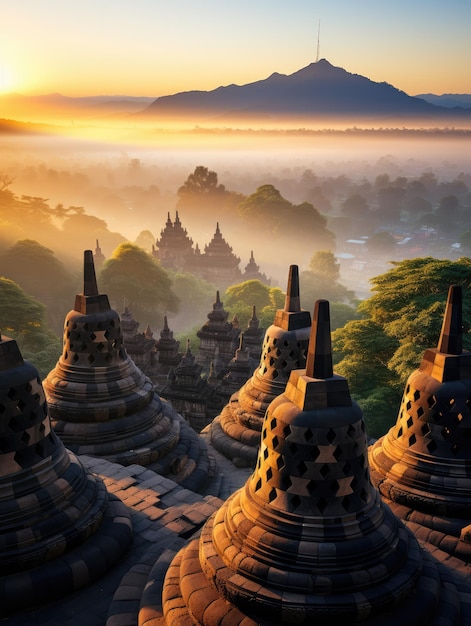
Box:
[99,242,179,328]
[0,277,61,378]
[332,257,471,438]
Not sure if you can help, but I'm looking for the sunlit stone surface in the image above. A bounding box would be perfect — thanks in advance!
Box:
[208,264,311,467]
[370,284,471,564]
[156,300,466,625]
[43,250,210,492]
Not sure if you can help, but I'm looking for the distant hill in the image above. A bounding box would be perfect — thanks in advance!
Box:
[0,93,155,122]
[140,59,471,124]
[415,93,471,109]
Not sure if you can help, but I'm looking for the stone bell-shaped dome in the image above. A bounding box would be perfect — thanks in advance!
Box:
[43,250,209,492]
[158,301,464,625]
[208,264,312,467]
[369,284,471,563]
[0,333,132,617]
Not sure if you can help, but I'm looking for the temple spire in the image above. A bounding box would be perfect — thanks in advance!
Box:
[438,284,462,355]
[284,264,301,312]
[83,249,99,297]
[305,299,333,379]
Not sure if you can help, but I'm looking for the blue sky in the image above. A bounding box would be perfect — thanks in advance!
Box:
[0,0,470,96]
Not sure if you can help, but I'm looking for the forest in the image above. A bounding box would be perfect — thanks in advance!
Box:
[1,129,471,438]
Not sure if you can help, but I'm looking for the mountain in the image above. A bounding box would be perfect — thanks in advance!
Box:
[415,93,471,109]
[141,59,471,123]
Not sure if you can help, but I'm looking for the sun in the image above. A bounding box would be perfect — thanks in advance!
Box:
[0,64,15,93]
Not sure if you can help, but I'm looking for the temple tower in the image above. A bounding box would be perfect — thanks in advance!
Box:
[193,222,242,288]
[153,211,194,270]
[242,304,265,361]
[43,250,210,492]
[207,265,311,467]
[241,250,270,285]
[120,306,158,377]
[158,300,462,625]
[369,284,471,563]
[0,334,132,616]
[196,290,240,372]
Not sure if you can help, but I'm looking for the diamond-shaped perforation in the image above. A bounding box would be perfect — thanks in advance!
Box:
[96,343,105,352]
[304,428,313,442]
[343,460,351,474]
[7,416,18,431]
[270,417,277,430]
[409,434,417,446]
[272,435,279,449]
[297,460,308,475]
[427,440,438,453]
[268,487,277,502]
[317,497,328,513]
[347,424,355,438]
[7,388,16,400]
[266,467,273,481]
[428,395,437,408]
[289,442,298,455]
[406,400,412,411]
[88,354,96,364]
[291,494,301,509]
[330,480,339,494]
[310,446,320,460]
[283,424,291,438]
[276,455,284,470]
[421,423,430,435]
[406,416,414,429]
[326,428,336,443]
[306,480,317,494]
[282,475,292,490]
[255,478,262,491]
[90,332,96,341]
[333,446,343,461]
[417,406,424,418]
[413,389,421,401]
[263,447,269,460]
[320,464,330,478]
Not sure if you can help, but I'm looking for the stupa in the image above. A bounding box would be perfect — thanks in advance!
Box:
[0,333,132,617]
[156,300,469,625]
[369,284,471,565]
[43,250,210,493]
[207,265,311,467]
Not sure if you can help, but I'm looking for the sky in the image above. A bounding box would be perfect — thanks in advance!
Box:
[0,0,470,98]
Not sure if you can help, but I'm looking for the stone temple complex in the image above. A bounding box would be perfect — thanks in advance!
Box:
[369,284,471,570]
[42,251,210,493]
[154,299,471,625]
[4,253,471,625]
[206,264,312,468]
[152,211,269,289]
[0,333,132,617]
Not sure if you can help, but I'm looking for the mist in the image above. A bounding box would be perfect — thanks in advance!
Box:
[0,119,470,300]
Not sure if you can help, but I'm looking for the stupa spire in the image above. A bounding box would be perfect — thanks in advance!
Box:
[437,284,462,355]
[305,299,333,379]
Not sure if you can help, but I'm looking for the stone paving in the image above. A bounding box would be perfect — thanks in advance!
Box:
[3,456,223,626]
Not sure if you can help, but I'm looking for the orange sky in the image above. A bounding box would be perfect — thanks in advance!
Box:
[1,1,470,97]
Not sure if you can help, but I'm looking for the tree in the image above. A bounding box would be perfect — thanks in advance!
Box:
[238,184,291,223]
[300,251,355,308]
[99,243,179,328]
[0,239,77,334]
[61,213,125,258]
[366,231,396,256]
[341,194,369,220]
[176,166,240,216]
[332,257,471,436]
[0,277,61,378]
[168,270,216,332]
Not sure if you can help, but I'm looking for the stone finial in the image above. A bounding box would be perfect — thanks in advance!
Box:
[273,264,311,330]
[438,284,462,355]
[305,299,333,379]
[74,250,110,314]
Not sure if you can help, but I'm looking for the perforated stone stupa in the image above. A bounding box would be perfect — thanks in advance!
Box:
[156,299,470,625]
[369,284,471,565]
[43,250,210,492]
[207,265,311,467]
[0,334,132,617]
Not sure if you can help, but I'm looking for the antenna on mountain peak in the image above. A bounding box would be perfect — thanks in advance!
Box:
[316,19,321,63]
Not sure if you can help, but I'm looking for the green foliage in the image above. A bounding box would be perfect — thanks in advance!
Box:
[333,257,471,437]
[357,388,399,440]
[176,166,241,215]
[99,242,179,327]
[300,250,355,309]
[224,280,272,311]
[0,277,61,378]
